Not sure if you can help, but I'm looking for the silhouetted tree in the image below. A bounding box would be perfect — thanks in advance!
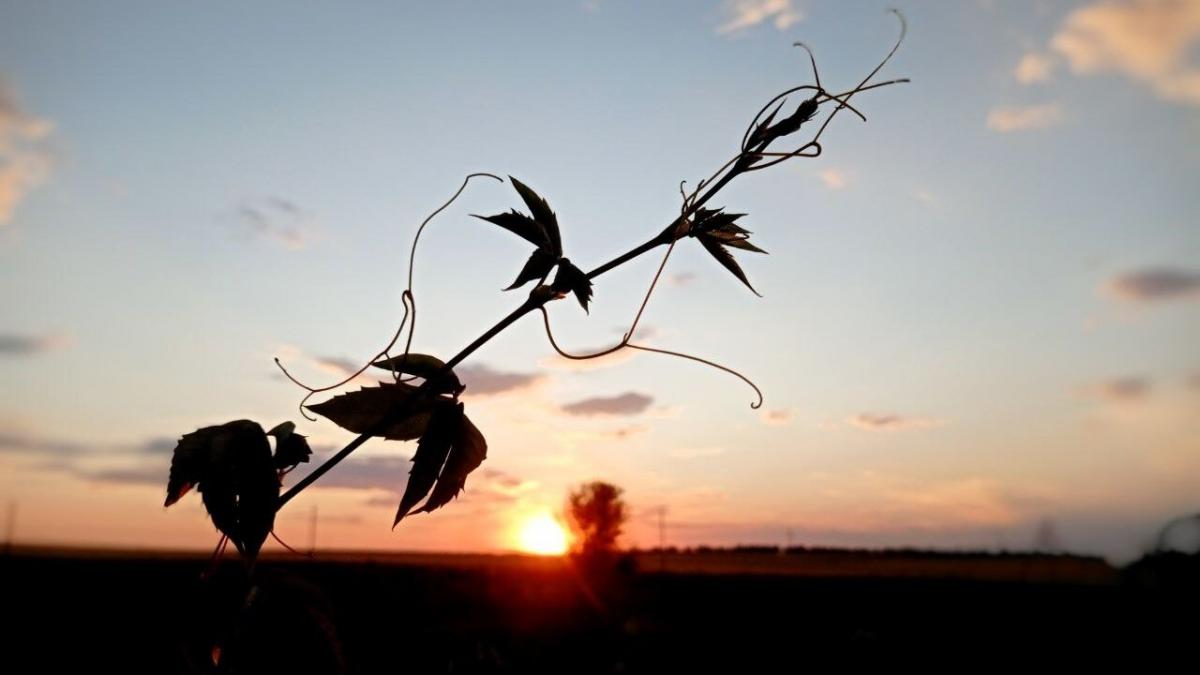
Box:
[565,481,628,557]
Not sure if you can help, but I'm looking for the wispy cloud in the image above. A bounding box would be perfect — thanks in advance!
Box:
[1105,267,1200,302]
[457,363,545,397]
[562,392,654,417]
[760,408,793,426]
[817,168,849,190]
[665,272,697,287]
[234,196,314,250]
[986,103,1064,132]
[0,76,54,227]
[1014,52,1055,84]
[1080,376,1151,402]
[849,413,943,432]
[1051,0,1200,106]
[0,332,71,356]
[717,0,803,35]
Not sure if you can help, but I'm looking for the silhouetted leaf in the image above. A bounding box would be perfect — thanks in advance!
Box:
[472,210,551,250]
[509,177,561,256]
[551,258,593,312]
[415,413,487,514]
[692,208,747,235]
[166,420,278,560]
[394,402,463,525]
[371,353,464,396]
[720,237,768,254]
[772,96,819,137]
[306,382,444,441]
[747,101,785,148]
[268,422,313,473]
[699,233,761,296]
[505,248,558,290]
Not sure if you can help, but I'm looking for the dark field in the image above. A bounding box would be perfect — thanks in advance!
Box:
[3,547,1196,672]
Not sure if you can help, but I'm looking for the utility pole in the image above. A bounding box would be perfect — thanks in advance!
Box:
[656,505,667,573]
[307,504,318,555]
[3,501,16,557]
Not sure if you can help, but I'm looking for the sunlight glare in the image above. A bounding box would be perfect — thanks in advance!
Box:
[517,513,570,556]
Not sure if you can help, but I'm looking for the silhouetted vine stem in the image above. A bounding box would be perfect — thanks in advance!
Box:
[276,13,908,512]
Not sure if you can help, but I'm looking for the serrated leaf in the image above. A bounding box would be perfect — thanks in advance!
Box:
[371,353,464,395]
[509,177,561,256]
[415,413,487,515]
[699,233,761,296]
[306,382,443,441]
[167,420,278,560]
[395,402,463,525]
[504,248,558,291]
[550,258,593,313]
[472,210,551,251]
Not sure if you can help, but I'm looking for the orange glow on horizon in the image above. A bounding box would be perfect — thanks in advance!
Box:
[515,513,570,556]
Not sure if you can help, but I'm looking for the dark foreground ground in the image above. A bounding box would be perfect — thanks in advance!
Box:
[2,547,1197,672]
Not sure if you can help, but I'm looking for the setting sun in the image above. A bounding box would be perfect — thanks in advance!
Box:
[516,514,570,556]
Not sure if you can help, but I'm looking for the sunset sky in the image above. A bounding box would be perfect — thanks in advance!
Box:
[1,1,1197,562]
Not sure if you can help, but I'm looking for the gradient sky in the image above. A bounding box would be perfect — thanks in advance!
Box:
[1,0,1197,562]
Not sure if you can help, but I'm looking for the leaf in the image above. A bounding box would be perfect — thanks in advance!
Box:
[273,433,312,473]
[699,233,761,296]
[472,210,551,251]
[415,413,487,515]
[166,420,278,560]
[371,353,464,395]
[509,177,561,256]
[692,208,747,235]
[550,258,593,312]
[720,237,768,254]
[394,402,463,525]
[772,96,819,138]
[504,248,558,291]
[747,100,785,148]
[306,382,444,441]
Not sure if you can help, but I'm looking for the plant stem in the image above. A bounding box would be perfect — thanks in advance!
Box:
[277,165,747,511]
[277,296,542,508]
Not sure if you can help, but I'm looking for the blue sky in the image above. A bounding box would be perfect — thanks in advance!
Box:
[1,0,1198,561]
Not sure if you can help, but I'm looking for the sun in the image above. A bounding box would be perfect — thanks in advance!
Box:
[516,513,570,556]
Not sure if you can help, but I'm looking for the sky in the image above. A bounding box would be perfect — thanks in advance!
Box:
[1,0,1197,563]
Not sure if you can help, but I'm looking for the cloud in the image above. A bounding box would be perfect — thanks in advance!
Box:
[717,0,803,35]
[235,197,313,250]
[985,103,1064,131]
[313,355,362,376]
[665,272,697,287]
[849,413,943,432]
[1080,376,1151,402]
[0,77,54,226]
[1050,0,1200,106]
[457,363,544,397]
[760,408,793,426]
[0,332,71,356]
[1189,372,1200,390]
[562,391,654,417]
[1105,267,1200,302]
[817,168,849,190]
[0,431,87,456]
[1015,52,1055,84]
